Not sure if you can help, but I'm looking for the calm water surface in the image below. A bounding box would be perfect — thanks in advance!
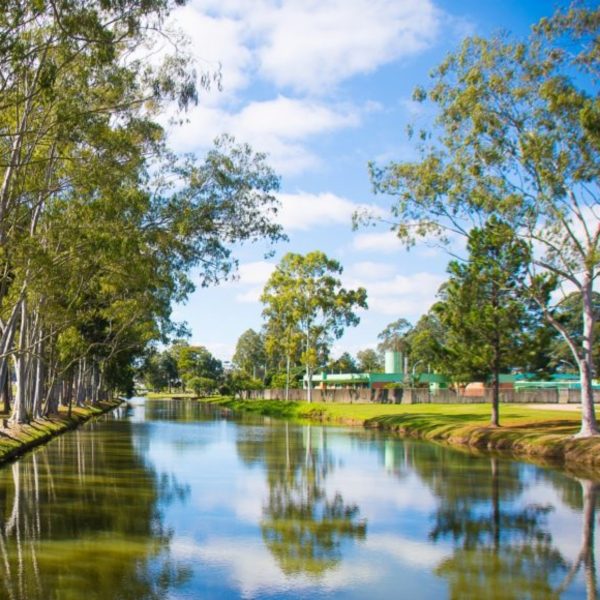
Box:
[0,398,597,599]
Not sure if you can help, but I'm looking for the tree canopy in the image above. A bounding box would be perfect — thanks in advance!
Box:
[363,5,600,436]
[0,0,283,423]
[261,251,367,402]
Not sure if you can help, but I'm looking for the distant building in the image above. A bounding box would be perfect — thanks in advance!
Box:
[303,352,599,393]
[304,351,447,390]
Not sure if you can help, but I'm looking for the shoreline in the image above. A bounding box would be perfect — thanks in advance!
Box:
[205,397,600,479]
[0,399,123,467]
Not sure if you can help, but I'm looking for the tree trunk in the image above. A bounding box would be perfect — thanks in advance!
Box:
[1,367,11,414]
[285,354,290,402]
[31,344,44,420]
[306,365,313,403]
[490,287,500,427]
[491,359,500,427]
[10,302,28,424]
[577,280,598,437]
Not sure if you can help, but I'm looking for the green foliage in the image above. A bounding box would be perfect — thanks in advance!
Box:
[550,292,600,375]
[232,329,267,379]
[364,5,600,433]
[261,251,367,398]
[187,376,217,397]
[405,313,448,374]
[173,343,223,391]
[328,352,358,374]
[377,318,413,354]
[356,348,383,372]
[225,371,264,398]
[0,0,284,422]
[434,218,532,383]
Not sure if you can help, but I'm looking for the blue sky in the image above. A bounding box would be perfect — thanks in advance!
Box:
[163,0,559,362]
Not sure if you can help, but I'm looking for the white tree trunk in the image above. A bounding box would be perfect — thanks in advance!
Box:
[10,302,28,424]
[576,278,598,437]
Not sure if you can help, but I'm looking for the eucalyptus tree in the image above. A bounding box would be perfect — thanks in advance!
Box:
[232,329,267,379]
[377,318,413,356]
[0,0,197,422]
[0,0,284,423]
[356,348,383,372]
[549,292,600,376]
[362,6,600,436]
[261,252,367,402]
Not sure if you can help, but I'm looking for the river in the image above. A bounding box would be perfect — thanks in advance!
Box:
[0,398,596,599]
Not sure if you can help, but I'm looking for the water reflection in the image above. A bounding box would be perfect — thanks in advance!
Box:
[0,399,597,599]
[237,423,367,577]
[0,417,186,600]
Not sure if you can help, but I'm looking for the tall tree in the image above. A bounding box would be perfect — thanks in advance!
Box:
[0,0,284,423]
[377,318,413,355]
[232,329,267,379]
[433,217,532,426]
[364,5,600,436]
[261,252,367,402]
[356,348,383,372]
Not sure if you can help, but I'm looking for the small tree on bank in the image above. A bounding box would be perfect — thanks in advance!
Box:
[261,252,367,402]
[434,217,533,426]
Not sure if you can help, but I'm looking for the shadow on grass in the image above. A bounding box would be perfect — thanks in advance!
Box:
[365,413,486,434]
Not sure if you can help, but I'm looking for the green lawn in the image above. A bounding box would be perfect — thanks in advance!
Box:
[144,391,196,399]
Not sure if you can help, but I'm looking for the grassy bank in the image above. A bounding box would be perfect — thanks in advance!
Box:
[207,397,600,475]
[0,399,122,466]
[144,391,196,399]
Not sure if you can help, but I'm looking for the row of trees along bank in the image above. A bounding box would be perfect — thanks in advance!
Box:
[0,1,283,423]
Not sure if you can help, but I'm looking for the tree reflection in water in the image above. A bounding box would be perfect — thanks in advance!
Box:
[405,440,600,599]
[237,423,366,577]
[0,418,189,600]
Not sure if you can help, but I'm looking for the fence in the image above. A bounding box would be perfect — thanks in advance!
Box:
[247,387,600,404]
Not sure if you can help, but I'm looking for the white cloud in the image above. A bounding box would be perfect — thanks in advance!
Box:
[215,260,275,304]
[179,0,441,94]
[171,6,253,101]
[364,534,447,569]
[171,535,379,597]
[165,0,444,173]
[348,261,396,281]
[345,271,445,318]
[167,97,359,174]
[236,261,276,285]
[353,231,403,253]
[277,192,384,232]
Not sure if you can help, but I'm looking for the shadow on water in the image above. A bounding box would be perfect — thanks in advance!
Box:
[0,417,189,600]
